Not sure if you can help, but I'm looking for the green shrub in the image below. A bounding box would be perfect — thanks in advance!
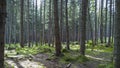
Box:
[16,47,39,55]
[87,40,93,46]
[5,44,21,50]
[62,49,69,53]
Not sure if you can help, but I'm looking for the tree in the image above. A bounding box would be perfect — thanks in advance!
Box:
[20,0,24,48]
[35,0,38,46]
[39,2,43,45]
[94,0,98,45]
[48,0,52,46]
[65,0,70,50]
[114,0,120,68]
[53,0,62,56]
[105,0,108,43]
[107,0,112,46]
[100,0,104,43]
[80,0,88,55]
[60,0,63,42]
[0,0,6,67]
[42,0,46,45]
[27,0,30,47]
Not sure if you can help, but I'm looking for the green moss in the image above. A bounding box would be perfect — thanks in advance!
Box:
[86,40,93,46]
[70,45,80,50]
[76,55,89,63]
[62,55,75,62]
[60,53,89,63]
[16,45,54,55]
[98,62,114,68]
[5,44,21,50]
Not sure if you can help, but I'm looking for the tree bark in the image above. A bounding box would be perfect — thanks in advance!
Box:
[0,0,6,67]
[80,0,88,55]
[105,0,108,43]
[107,0,112,46]
[48,0,52,46]
[114,0,120,68]
[53,0,62,56]
[100,0,104,43]
[94,0,98,45]
[65,0,70,50]
[20,0,24,48]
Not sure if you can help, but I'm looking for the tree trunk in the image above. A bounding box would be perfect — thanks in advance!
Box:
[104,0,108,43]
[53,0,62,56]
[100,0,104,43]
[35,0,38,46]
[20,0,24,48]
[39,3,43,45]
[107,0,112,46]
[114,0,120,68]
[80,0,88,55]
[94,0,98,45]
[27,0,31,47]
[42,0,46,45]
[0,0,6,67]
[48,0,52,46]
[65,0,70,50]
[60,0,63,42]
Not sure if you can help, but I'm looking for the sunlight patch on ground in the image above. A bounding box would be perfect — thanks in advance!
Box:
[86,55,110,62]
[87,49,105,52]
[5,59,46,68]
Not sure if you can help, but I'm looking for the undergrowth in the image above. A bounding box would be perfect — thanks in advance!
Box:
[5,41,114,67]
[60,49,89,63]
[98,62,114,68]
[16,45,54,55]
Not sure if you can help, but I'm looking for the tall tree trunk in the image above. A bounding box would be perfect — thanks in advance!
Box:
[94,0,97,45]
[114,0,120,67]
[39,3,43,45]
[32,0,35,46]
[20,0,24,48]
[27,0,31,47]
[65,0,70,50]
[112,0,115,43]
[88,1,94,50]
[0,0,6,67]
[53,0,62,56]
[60,0,63,42]
[105,0,108,43]
[80,0,88,55]
[100,0,104,43]
[48,0,52,46]
[42,0,46,45]
[35,0,38,46]
[72,0,76,41]
[107,0,112,46]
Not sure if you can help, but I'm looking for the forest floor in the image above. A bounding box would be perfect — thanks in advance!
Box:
[5,52,99,68]
[5,45,113,68]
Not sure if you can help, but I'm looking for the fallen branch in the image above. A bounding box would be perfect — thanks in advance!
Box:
[66,63,71,68]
